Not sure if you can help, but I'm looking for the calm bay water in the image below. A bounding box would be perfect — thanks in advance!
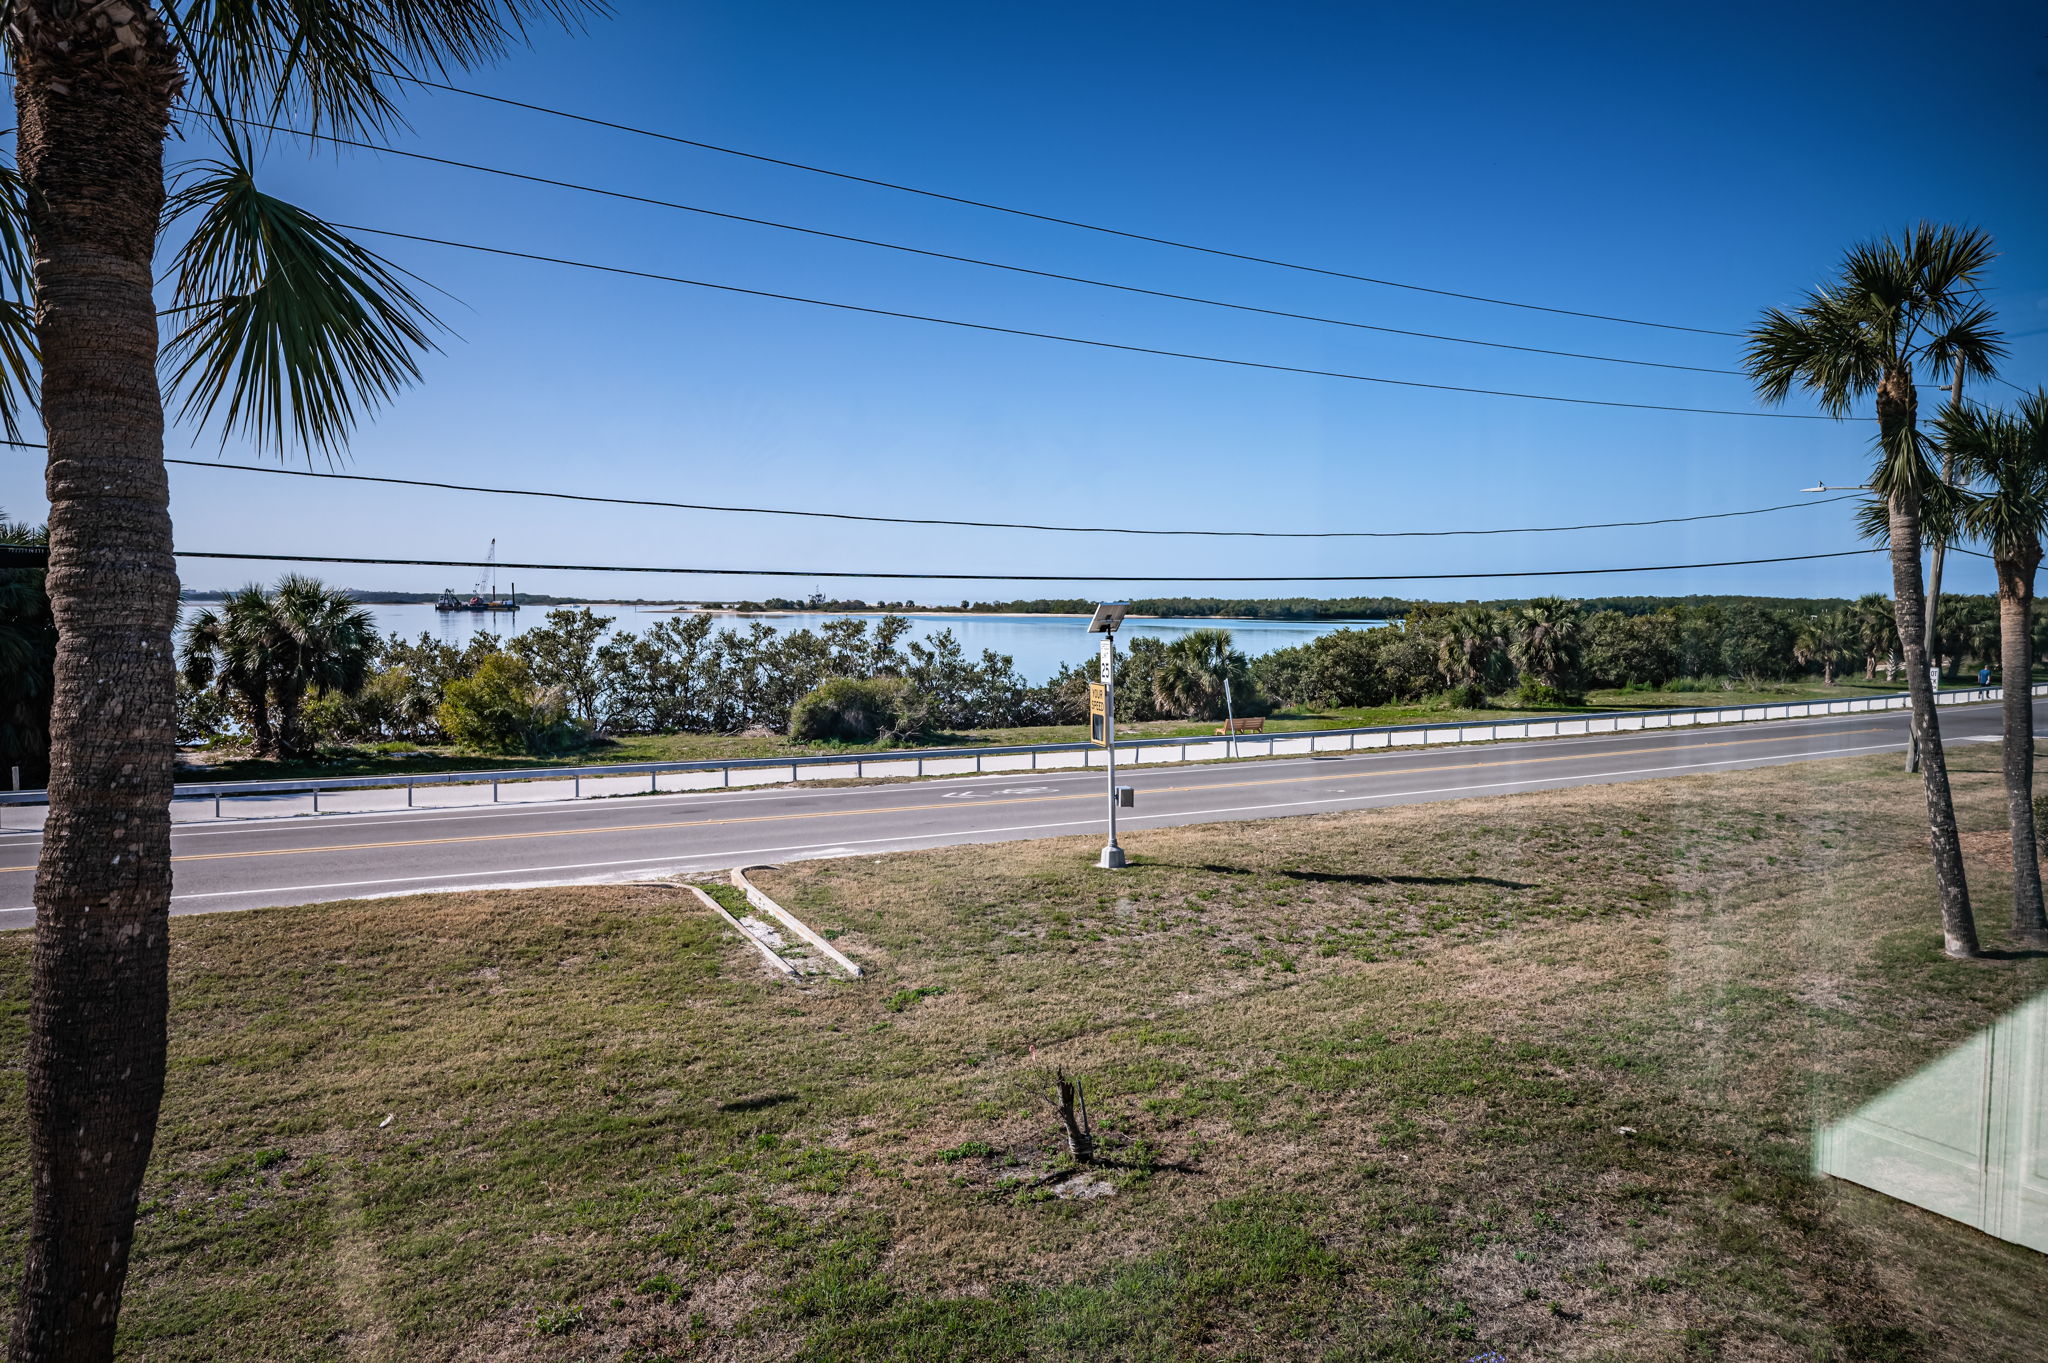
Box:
[200,603,1384,683]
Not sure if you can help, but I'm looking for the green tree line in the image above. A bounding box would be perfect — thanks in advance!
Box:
[1248,593,2025,711]
[160,581,2030,763]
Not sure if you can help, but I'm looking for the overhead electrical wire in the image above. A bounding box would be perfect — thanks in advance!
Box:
[171,547,1885,582]
[339,222,1833,420]
[152,454,1860,538]
[228,114,1740,377]
[4,439,1861,535]
[366,70,1740,339]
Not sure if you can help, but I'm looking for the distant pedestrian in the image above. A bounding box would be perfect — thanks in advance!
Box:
[1980,664,1993,687]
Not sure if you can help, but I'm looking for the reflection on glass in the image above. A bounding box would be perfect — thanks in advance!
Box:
[1816,991,2048,1252]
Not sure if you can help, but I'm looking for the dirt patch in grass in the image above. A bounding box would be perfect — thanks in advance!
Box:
[4,747,2047,1360]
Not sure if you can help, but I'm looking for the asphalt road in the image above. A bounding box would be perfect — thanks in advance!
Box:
[0,701,2023,931]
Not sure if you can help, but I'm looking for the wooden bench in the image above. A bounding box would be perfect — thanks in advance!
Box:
[1215,716,1265,735]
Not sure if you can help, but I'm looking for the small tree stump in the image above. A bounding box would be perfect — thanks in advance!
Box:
[1051,1069,1093,1162]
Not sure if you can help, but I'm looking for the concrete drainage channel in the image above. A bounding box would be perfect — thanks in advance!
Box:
[684,867,862,980]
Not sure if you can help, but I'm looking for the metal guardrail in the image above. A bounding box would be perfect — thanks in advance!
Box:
[0,683,2037,823]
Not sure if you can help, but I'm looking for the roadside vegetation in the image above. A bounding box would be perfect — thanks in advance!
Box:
[4,744,2043,1359]
[161,583,2027,785]
[173,671,1981,783]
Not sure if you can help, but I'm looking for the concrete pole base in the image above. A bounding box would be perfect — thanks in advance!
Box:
[1097,845,1127,869]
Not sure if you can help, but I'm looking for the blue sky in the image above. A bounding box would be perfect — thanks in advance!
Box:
[7,0,2045,603]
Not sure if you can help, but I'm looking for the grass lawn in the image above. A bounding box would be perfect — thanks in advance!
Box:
[176,674,1940,784]
[5,745,2046,1359]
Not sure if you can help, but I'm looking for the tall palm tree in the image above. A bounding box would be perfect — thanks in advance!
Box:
[2,6,606,1357]
[1794,609,1855,686]
[1150,628,1249,720]
[1507,597,1586,694]
[1746,224,2004,959]
[1948,392,2048,943]
[1852,592,1897,680]
[178,585,278,756]
[1437,605,1507,693]
[265,574,378,757]
[177,577,375,758]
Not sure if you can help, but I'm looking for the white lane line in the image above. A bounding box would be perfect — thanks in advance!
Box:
[2,735,1908,916]
[0,705,1946,848]
[142,769,1103,839]
[134,817,1113,905]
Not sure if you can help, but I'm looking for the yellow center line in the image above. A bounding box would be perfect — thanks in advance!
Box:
[0,725,1888,873]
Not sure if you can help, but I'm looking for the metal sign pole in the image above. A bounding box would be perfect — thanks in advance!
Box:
[1085,602,1131,869]
[1099,633,1125,868]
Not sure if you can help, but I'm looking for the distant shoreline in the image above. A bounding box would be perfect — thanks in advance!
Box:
[642,607,1104,620]
[174,596,1385,623]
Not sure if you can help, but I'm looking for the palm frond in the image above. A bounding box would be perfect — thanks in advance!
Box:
[1751,225,2002,408]
[0,508,47,545]
[1744,289,1883,414]
[0,159,39,442]
[1854,497,1892,546]
[163,162,441,455]
[1904,221,2000,323]
[167,0,609,137]
[1838,236,1916,351]
[1852,492,1960,549]
[1858,466,1973,546]
[1923,303,2007,389]
[1945,396,2048,563]
[1869,414,1975,525]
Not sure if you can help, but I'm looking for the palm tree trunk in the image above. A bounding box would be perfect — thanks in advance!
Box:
[1875,363,1976,959]
[1890,494,1979,958]
[276,686,308,759]
[1913,370,1967,773]
[237,678,274,758]
[9,9,182,1360]
[1998,553,2047,941]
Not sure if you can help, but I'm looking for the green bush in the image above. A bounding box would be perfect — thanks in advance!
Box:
[1432,682,1488,710]
[789,676,906,743]
[438,655,590,756]
[174,677,234,746]
[1515,678,1582,709]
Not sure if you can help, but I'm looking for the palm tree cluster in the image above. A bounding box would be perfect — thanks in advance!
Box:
[1748,223,2038,958]
[1253,595,1926,709]
[178,576,379,761]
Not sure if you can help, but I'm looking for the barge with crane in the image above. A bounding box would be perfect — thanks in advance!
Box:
[435,539,520,613]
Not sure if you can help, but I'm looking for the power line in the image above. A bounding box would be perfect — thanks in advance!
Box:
[173,546,1884,582]
[341,222,1833,420]
[146,453,1862,538]
[366,71,1742,339]
[232,114,1741,378]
